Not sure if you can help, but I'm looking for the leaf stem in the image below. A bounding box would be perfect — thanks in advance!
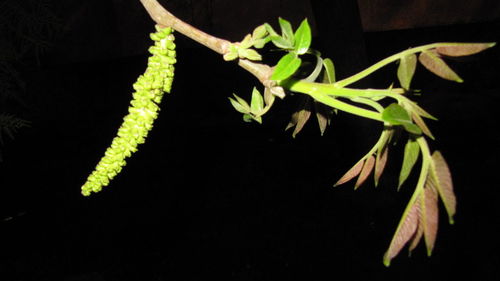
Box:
[335,43,453,88]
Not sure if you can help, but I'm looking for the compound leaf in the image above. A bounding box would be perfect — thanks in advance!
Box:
[419,50,463,82]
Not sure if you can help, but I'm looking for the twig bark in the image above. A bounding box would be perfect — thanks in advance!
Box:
[139,0,274,86]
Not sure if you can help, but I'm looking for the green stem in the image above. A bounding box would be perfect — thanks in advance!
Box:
[281,79,389,122]
[335,43,455,88]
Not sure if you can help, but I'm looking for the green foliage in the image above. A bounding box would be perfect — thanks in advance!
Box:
[81,26,176,196]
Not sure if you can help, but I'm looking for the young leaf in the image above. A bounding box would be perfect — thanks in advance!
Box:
[252,24,268,40]
[270,35,294,49]
[286,97,311,138]
[397,53,417,90]
[429,151,456,224]
[418,50,463,82]
[250,87,264,115]
[398,138,420,189]
[383,194,421,267]
[422,181,439,256]
[436,42,496,57]
[314,102,333,136]
[239,48,262,61]
[355,155,375,189]
[294,18,312,55]
[334,160,364,187]
[263,87,275,106]
[322,58,336,83]
[412,113,435,139]
[239,34,253,49]
[375,146,389,186]
[408,204,424,253]
[382,103,422,135]
[382,103,412,125]
[229,94,250,114]
[271,53,302,81]
[278,17,294,43]
[264,23,279,37]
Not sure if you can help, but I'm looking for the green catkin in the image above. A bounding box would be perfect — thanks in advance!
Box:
[81,26,176,196]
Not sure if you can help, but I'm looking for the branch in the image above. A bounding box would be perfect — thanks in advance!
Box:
[139,0,274,86]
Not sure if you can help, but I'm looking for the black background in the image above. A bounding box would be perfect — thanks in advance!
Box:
[1,1,499,280]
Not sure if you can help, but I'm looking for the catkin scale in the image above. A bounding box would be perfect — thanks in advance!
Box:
[81,26,176,196]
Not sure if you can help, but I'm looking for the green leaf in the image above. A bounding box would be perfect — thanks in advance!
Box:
[250,87,264,114]
[293,19,312,55]
[239,48,262,61]
[322,58,336,83]
[239,34,253,49]
[436,42,496,57]
[271,53,302,81]
[243,113,253,122]
[253,38,268,49]
[402,123,423,135]
[418,50,463,82]
[397,53,417,90]
[278,17,294,43]
[382,103,422,135]
[229,94,250,114]
[252,24,268,40]
[264,23,279,37]
[398,138,420,189]
[382,103,412,124]
[270,35,294,49]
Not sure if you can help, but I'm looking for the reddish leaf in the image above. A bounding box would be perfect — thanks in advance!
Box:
[408,194,424,253]
[418,50,463,82]
[412,113,435,139]
[436,43,496,57]
[355,155,375,189]
[383,195,421,266]
[334,160,364,187]
[430,151,456,224]
[375,147,388,186]
[286,97,312,138]
[314,101,332,136]
[422,181,439,256]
